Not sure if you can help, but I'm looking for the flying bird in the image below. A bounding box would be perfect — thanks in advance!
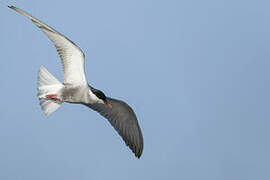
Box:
[9,6,143,158]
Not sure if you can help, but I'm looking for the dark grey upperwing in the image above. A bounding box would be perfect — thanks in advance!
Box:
[85,97,143,158]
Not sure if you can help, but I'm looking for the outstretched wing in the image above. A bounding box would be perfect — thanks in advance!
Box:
[86,97,144,158]
[9,6,87,85]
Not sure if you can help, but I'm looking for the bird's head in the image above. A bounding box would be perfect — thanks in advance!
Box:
[89,86,112,108]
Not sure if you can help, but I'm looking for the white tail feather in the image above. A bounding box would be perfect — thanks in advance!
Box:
[38,66,64,115]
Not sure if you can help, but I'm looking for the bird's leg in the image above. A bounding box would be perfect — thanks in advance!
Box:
[46,94,60,101]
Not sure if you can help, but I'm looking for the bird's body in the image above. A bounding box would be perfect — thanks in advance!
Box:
[9,6,143,158]
[52,84,99,104]
[61,84,88,103]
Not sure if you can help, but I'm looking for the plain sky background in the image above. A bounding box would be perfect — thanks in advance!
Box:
[0,0,270,179]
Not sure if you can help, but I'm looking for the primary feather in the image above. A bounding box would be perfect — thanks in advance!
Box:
[9,6,87,85]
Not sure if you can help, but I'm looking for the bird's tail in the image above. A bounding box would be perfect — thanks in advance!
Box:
[37,66,64,115]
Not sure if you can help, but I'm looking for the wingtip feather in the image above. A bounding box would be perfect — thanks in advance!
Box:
[8,5,16,10]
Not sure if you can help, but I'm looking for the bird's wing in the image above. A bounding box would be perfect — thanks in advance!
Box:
[9,6,87,85]
[85,97,144,158]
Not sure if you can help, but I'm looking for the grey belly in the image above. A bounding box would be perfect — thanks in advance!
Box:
[61,86,87,103]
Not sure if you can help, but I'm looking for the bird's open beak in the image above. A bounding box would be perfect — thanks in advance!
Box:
[104,101,112,108]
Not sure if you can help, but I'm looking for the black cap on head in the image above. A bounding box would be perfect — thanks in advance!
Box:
[89,86,107,101]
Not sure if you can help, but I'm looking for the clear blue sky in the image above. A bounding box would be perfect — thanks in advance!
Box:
[1,0,270,179]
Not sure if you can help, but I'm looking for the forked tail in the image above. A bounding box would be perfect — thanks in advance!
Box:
[37,66,64,115]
